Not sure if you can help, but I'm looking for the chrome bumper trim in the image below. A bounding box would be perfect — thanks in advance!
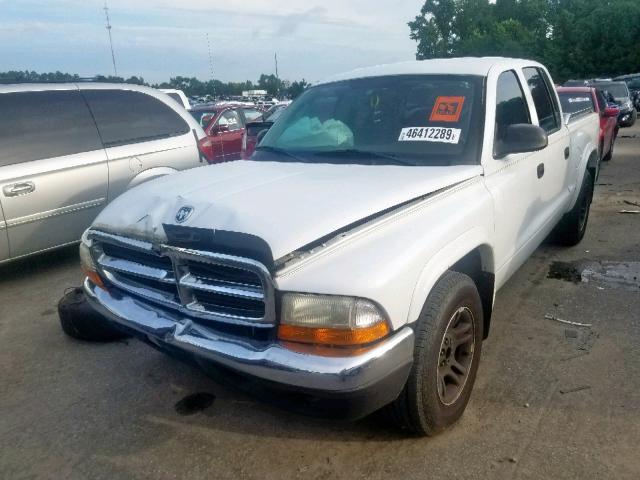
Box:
[84,279,415,393]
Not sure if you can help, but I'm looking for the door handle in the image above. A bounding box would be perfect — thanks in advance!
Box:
[537,163,545,179]
[564,147,570,159]
[3,181,36,197]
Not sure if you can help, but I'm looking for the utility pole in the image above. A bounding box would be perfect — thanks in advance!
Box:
[274,52,279,98]
[206,33,215,98]
[103,1,118,77]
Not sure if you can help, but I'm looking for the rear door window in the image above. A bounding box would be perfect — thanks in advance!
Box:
[0,90,103,167]
[523,67,561,133]
[82,90,190,148]
[242,108,263,122]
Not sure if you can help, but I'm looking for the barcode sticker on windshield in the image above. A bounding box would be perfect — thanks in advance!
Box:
[398,127,461,144]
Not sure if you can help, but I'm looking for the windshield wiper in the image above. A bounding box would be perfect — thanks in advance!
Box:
[312,149,416,166]
[255,145,303,162]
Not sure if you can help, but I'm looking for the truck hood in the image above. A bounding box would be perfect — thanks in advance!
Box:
[93,160,482,260]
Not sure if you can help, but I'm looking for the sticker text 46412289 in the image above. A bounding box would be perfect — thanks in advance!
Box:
[398,127,461,144]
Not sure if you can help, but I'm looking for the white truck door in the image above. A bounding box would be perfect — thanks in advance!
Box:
[482,69,543,287]
[521,66,571,226]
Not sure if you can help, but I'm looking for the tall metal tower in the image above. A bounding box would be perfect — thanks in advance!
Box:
[206,33,215,97]
[103,1,118,77]
[274,52,279,98]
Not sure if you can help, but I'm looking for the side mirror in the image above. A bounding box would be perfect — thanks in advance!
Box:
[604,106,620,117]
[495,124,548,158]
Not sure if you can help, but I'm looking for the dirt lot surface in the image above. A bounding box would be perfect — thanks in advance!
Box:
[1,124,639,480]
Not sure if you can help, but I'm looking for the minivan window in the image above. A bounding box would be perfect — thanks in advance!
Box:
[523,67,561,133]
[494,70,531,152]
[0,90,103,167]
[82,90,190,147]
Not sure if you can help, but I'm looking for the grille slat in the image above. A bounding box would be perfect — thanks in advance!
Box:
[90,231,274,327]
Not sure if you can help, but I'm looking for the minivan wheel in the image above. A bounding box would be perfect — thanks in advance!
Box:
[387,271,483,436]
[58,287,129,342]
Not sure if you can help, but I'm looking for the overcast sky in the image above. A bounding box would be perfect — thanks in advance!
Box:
[0,0,422,84]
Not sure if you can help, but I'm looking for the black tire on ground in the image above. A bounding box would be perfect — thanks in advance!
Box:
[602,136,614,162]
[58,287,129,342]
[554,169,594,246]
[386,271,484,436]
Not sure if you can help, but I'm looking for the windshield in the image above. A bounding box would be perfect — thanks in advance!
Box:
[594,83,629,98]
[558,92,594,114]
[264,105,286,122]
[627,79,640,90]
[255,74,484,166]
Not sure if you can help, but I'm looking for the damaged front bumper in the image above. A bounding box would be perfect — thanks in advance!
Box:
[84,279,415,418]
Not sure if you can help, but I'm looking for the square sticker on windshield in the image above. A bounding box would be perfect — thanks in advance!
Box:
[430,96,465,122]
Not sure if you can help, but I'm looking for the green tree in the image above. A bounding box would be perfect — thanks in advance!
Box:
[409,0,640,82]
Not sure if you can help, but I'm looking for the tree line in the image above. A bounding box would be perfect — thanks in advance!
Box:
[409,0,640,82]
[0,71,310,99]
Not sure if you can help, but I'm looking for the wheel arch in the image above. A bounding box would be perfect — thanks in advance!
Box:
[127,167,178,190]
[408,229,495,339]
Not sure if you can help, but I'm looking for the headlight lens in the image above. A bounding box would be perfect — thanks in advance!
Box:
[80,230,105,288]
[278,293,389,346]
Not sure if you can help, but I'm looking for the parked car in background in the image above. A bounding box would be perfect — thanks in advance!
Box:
[557,86,619,161]
[191,103,265,163]
[72,58,600,435]
[159,89,191,111]
[590,81,636,127]
[241,102,291,159]
[614,74,640,112]
[0,83,207,263]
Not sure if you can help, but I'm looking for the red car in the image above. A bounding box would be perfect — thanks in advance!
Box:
[556,86,619,161]
[241,102,290,159]
[190,104,264,163]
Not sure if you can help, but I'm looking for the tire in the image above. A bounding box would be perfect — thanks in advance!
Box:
[58,287,129,342]
[387,271,484,436]
[554,169,593,246]
[602,136,614,162]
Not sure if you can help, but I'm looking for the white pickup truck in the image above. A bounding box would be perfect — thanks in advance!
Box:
[67,58,600,435]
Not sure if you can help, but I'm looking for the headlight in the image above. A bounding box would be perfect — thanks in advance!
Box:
[278,293,390,346]
[80,230,105,289]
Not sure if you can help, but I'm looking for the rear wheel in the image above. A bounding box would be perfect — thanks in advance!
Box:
[554,169,593,246]
[387,271,483,436]
[603,136,614,162]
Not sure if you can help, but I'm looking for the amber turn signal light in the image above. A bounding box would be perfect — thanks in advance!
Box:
[278,322,389,347]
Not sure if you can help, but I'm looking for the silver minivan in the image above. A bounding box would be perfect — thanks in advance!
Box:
[0,83,207,263]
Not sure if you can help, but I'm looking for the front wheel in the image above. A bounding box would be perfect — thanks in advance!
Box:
[59,287,130,342]
[387,271,484,435]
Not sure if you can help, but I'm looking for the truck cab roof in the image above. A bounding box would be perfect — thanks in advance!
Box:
[317,57,545,85]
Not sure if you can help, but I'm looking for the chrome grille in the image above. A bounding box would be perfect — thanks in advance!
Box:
[89,230,275,327]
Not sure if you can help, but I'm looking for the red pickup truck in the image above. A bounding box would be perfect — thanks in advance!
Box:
[556,86,619,161]
[190,104,264,163]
